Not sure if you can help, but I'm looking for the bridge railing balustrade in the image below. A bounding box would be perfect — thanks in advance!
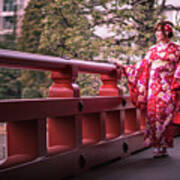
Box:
[0,49,159,179]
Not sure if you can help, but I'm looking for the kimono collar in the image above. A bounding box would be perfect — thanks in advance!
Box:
[158,41,171,49]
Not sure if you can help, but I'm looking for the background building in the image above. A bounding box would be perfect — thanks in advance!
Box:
[0,0,30,36]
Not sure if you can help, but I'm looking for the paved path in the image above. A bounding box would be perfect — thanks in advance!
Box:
[72,137,180,180]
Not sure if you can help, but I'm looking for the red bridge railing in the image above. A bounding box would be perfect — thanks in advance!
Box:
[0,49,178,180]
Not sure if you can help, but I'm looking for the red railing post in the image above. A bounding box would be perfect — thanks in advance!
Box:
[49,67,79,98]
[99,69,122,139]
[48,66,80,155]
[99,74,121,96]
[99,66,122,96]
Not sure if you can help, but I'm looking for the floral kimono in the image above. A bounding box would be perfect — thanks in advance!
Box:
[124,41,180,148]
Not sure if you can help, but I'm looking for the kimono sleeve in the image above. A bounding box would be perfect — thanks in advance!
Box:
[171,61,180,112]
[172,46,180,91]
[172,62,180,90]
[124,59,149,110]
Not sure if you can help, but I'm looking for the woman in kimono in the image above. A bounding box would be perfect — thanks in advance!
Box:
[115,21,180,158]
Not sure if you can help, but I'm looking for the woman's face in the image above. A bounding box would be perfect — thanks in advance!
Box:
[155,27,166,42]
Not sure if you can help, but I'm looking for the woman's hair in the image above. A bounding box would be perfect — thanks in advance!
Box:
[154,21,174,38]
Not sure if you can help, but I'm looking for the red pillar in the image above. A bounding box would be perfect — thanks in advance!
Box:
[99,70,122,140]
[48,67,80,155]
[49,68,79,97]
[99,74,121,96]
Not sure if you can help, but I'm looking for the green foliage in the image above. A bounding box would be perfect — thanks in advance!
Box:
[17,0,48,53]
[77,74,101,96]
[0,2,21,99]
[19,70,51,98]
[39,0,100,60]
[39,0,167,63]
[0,68,21,99]
[0,34,16,50]
[17,0,51,98]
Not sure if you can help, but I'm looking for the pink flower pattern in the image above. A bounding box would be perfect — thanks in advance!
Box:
[124,41,180,148]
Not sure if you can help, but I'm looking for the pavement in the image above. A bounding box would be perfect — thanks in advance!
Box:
[71,136,180,180]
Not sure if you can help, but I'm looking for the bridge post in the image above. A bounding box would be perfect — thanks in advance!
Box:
[49,66,80,98]
[99,70,122,139]
[48,67,81,155]
[99,74,121,96]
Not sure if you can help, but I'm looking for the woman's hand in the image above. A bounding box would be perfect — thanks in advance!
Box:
[110,59,126,75]
[110,59,124,68]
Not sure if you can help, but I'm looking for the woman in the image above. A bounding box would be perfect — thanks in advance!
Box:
[115,21,180,158]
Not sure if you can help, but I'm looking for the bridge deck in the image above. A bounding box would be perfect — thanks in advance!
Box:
[72,136,180,180]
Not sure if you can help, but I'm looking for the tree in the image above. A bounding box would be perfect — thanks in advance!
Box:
[0,1,22,99]
[77,73,101,96]
[39,0,101,60]
[17,0,51,98]
[0,68,21,99]
[18,70,51,98]
[39,0,174,63]
[17,0,48,53]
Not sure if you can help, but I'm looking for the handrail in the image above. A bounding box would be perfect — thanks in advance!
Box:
[0,49,116,74]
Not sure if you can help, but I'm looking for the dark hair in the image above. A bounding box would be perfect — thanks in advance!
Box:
[154,21,174,38]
